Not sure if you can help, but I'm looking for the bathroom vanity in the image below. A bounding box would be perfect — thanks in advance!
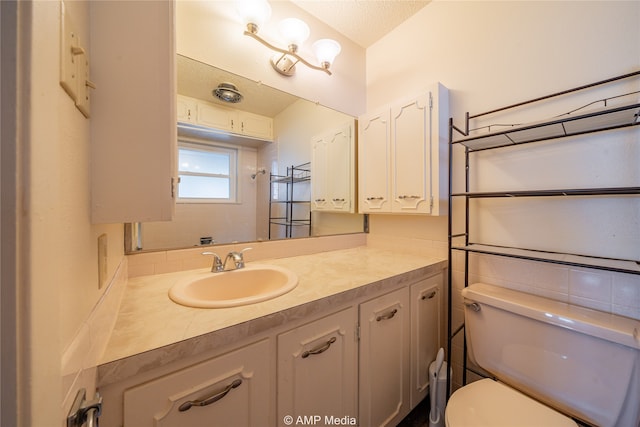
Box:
[96,247,446,427]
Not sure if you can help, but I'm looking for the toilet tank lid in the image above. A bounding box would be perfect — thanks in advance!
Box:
[462,283,640,350]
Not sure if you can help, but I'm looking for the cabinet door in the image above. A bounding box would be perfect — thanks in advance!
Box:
[391,93,432,214]
[311,124,355,213]
[177,95,197,123]
[326,125,354,212]
[277,307,357,426]
[410,274,442,408]
[197,102,236,132]
[90,0,176,223]
[311,136,329,210]
[358,109,392,213]
[359,288,411,427]
[239,111,273,140]
[123,339,271,427]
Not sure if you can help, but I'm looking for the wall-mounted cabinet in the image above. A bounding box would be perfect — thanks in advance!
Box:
[358,83,449,216]
[90,1,177,223]
[311,123,356,213]
[178,94,273,141]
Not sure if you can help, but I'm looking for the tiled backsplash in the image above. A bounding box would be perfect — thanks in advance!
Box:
[128,233,368,277]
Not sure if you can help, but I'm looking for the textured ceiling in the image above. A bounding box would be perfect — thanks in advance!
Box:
[292,0,430,48]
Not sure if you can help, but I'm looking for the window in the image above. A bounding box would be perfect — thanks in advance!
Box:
[177,142,237,202]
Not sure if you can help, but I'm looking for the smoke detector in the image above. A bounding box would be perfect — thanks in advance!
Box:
[213,82,243,103]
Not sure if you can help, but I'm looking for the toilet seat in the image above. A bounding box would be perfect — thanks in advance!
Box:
[445,379,578,427]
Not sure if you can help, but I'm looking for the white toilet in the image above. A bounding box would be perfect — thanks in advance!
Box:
[445,283,640,427]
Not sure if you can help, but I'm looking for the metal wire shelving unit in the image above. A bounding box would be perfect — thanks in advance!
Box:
[268,162,312,239]
[446,70,640,398]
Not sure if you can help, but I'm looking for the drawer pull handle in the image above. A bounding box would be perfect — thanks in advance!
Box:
[302,336,337,358]
[421,290,437,300]
[178,378,242,412]
[366,197,384,200]
[398,195,420,199]
[376,308,398,322]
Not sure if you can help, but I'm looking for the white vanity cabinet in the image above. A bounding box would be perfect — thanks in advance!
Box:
[358,83,449,216]
[410,275,441,408]
[179,94,273,140]
[122,339,271,427]
[310,123,356,213]
[90,1,177,223]
[359,287,411,427]
[98,267,444,427]
[277,307,358,425]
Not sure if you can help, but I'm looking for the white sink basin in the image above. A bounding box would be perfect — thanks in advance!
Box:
[168,264,298,308]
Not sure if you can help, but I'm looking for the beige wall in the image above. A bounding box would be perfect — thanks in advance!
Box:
[365,1,640,388]
[24,1,125,424]
[17,1,640,424]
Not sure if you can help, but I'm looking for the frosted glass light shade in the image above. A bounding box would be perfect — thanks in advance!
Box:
[312,39,341,67]
[278,18,310,49]
[236,0,272,31]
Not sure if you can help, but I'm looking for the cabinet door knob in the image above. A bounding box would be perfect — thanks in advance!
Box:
[178,378,242,412]
[301,336,337,358]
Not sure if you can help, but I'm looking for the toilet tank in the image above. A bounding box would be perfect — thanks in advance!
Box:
[462,283,640,427]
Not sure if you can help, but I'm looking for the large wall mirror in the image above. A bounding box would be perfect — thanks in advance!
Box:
[125,55,365,253]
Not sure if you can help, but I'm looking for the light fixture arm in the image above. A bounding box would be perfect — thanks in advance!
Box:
[243,30,332,75]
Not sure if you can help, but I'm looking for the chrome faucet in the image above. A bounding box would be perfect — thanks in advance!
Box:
[202,252,224,272]
[223,247,252,271]
[202,248,252,273]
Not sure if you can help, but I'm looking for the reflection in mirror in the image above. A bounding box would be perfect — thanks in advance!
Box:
[125,55,365,253]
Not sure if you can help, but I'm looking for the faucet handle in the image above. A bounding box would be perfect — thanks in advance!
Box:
[202,251,224,272]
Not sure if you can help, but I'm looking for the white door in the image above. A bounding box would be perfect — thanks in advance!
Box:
[410,275,442,408]
[358,109,392,213]
[123,339,271,427]
[359,288,411,427]
[277,307,357,426]
[326,126,353,212]
[391,93,432,213]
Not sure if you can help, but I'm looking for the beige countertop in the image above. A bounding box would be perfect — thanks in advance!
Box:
[97,246,446,386]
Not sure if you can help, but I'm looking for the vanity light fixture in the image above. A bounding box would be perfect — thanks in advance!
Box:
[236,0,341,76]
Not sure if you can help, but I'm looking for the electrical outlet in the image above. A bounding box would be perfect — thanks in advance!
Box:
[98,234,108,289]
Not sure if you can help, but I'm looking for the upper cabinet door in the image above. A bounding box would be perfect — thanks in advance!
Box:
[238,111,273,140]
[311,122,356,213]
[358,83,449,216]
[197,102,236,132]
[90,1,177,223]
[358,109,392,213]
[177,95,197,123]
[391,94,431,214]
